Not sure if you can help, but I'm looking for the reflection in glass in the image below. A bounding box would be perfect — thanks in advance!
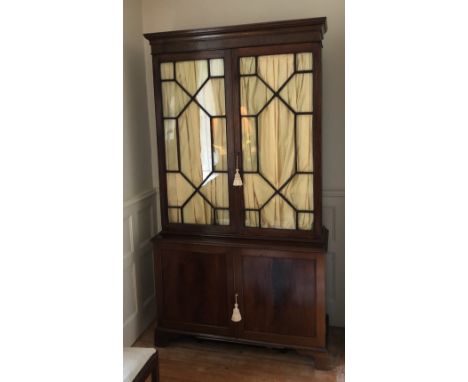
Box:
[241,117,257,172]
[164,120,178,171]
[212,118,227,171]
[210,59,224,76]
[200,173,229,208]
[161,59,229,226]
[161,82,190,117]
[258,98,295,188]
[178,102,212,185]
[196,79,226,116]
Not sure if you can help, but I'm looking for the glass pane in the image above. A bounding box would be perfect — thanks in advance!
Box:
[178,102,212,186]
[196,78,226,116]
[258,98,295,188]
[183,193,213,224]
[212,118,227,171]
[199,173,229,208]
[168,208,181,223]
[240,76,273,115]
[160,62,174,80]
[261,196,295,229]
[161,58,229,227]
[296,52,313,71]
[166,173,195,207]
[296,115,313,172]
[281,174,314,210]
[161,82,190,117]
[298,212,314,230]
[210,59,224,76]
[243,174,275,209]
[242,117,257,172]
[279,73,313,112]
[257,54,294,91]
[175,60,208,95]
[240,52,314,231]
[164,120,178,171]
[216,210,230,226]
[240,57,255,74]
[245,211,259,227]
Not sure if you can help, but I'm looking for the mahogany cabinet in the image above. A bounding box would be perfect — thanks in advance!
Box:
[144,17,329,369]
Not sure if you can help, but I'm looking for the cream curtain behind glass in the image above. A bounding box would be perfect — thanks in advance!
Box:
[161,59,228,225]
[241,53,314,230]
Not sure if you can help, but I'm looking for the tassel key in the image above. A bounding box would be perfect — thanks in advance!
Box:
[233,155,243,187]
[231,293,242,322]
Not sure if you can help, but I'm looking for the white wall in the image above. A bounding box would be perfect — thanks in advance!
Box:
[141,0,345,327]
[123,0,158,345]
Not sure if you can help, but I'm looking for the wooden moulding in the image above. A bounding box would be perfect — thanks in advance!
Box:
[144,17,327,54]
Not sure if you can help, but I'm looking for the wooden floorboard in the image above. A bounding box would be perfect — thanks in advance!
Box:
[133,321,345,382]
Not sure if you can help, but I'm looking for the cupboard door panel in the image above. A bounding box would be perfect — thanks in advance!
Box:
[160,246,231,332]
[240,253,318,338]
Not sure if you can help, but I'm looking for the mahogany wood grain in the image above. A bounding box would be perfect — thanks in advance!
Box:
[145,17,330,370]
[159,245,231,331]
[240,256,317,337]
[144,18,327,55]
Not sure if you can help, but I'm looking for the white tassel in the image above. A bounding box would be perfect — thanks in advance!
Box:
[233,169,243,186]
[233,155,243,187]
[231,293,242,322]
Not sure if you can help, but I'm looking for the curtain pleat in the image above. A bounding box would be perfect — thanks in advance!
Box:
[162,59,228,225]
[241,54,314,230]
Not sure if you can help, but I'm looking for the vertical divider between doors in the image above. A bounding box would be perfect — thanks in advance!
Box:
[228,49,243,233]
[227,48,244,338]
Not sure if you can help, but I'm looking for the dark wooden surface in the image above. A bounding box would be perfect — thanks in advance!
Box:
[144,18,326,55]
[153,237,328,361]
[145,17,330,370]
[146,17,327,242]
[161,247,229,327]
[240,255,317,337]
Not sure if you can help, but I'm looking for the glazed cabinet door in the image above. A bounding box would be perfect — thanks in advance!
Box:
[235,249,326,348]
[155,242,234,337]
[233,43,323,240]
[154,50,237,234]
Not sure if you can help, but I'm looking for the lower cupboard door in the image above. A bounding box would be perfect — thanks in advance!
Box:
[158,245,234,336]
[237,250,326,348]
